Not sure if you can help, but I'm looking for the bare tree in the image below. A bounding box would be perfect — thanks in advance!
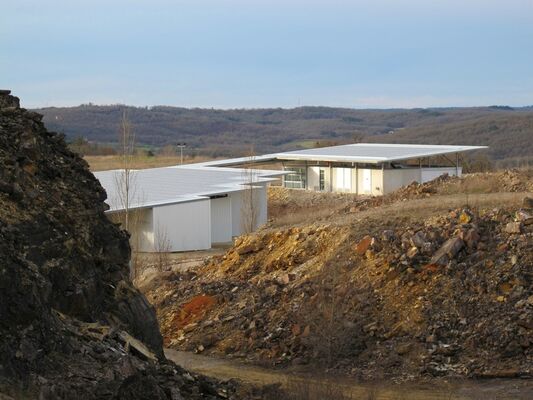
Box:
[113,110,139,279]
[115,110,136,230]
[241,146,259,234]
[153,223,171,272]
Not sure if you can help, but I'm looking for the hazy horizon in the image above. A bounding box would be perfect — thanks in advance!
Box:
[3,0,533,109]
[31,102,531,112]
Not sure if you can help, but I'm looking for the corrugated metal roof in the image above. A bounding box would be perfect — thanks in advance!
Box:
[273,143,487,164]
[94,165,285,212]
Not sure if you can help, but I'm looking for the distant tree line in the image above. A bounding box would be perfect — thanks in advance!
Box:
[41,104,533,165]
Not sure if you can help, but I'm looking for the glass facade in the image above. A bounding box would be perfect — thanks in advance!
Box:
[284,167,306,189]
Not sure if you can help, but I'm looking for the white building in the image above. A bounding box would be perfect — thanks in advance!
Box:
[95,143,487,252]
[200,143,487,196]
[94,164,284,252]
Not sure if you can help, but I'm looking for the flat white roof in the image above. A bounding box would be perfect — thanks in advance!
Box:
[272,143,487,164]
[193,143,488,167]
[95,165,284,212]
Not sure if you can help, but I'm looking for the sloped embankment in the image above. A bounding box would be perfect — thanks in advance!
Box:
[0,90,264,399]
[149,196,533,380]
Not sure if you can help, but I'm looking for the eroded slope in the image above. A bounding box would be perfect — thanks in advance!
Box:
[149,188,533,381]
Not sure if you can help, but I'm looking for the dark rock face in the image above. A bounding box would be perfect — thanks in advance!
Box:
[0,90,258,399]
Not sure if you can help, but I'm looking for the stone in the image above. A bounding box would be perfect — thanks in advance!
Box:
[355,235,373,255]
[278,273,290,285]
[430,237,464,266]
[463,228,480,249]
[459,211,472,224]
[516,210,533,225]
[117,331,158,362]
[406,246,419,259]
[505,222,522,234]
[236,242,262,255]
[381,230,396,242]
[410,231,427,248]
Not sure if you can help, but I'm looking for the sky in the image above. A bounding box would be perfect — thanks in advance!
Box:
[2,0,533,109]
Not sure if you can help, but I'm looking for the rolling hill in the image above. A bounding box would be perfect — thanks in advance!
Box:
[35,104,533,165]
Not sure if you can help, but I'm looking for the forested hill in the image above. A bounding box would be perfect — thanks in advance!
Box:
[35,104,533,165]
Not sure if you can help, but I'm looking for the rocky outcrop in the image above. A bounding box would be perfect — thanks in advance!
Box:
[0,90,258,399]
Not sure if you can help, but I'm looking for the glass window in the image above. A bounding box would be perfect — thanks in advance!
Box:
[284,167,306,189]
[319,169,325,191]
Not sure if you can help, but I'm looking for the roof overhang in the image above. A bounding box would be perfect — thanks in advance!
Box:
[271,143,488,164]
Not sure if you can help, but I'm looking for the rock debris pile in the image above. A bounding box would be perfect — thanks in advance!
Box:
[149,196,533,380]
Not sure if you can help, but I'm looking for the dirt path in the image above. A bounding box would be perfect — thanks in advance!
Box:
[165,349,533,400]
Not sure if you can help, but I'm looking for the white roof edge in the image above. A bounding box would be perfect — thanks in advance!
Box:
[182,154,279,168]
[272,144,488,164]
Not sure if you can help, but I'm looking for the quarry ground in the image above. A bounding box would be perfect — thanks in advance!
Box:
[139,169,533,398]
[165,348,533,400]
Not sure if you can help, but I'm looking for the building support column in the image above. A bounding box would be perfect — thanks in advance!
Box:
[355,164,358,195]
[381,163,385,195]
[281,161,286,187]
[329,162,333,192]
[305,160,308,190]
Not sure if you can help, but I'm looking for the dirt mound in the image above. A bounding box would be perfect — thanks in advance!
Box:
[0,90,268,399]
[268,170,533,227]
[149,200,533,380]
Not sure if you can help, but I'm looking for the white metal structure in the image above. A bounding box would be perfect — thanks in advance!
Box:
[95,164,283,252]
[95,143,487,252]
[199,143,487,196]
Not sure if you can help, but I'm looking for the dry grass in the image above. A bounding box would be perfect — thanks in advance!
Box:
[85,155,217,171]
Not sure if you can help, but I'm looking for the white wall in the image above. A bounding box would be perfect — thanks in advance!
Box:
[332,167,352,192]
[308,166,320,190]
[152,200,211,252]
[230,184,269,237]
[421,166,461,182]
[135,208,155,252]
[229,191,243,237]
[356,168,383,196]
[382,168,421,194]
[256,185,268,228]
[210,196,233,244]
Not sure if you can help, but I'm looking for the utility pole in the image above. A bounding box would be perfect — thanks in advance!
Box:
[177,142,187,164]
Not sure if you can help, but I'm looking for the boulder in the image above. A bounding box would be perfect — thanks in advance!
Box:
[430,237,464,266]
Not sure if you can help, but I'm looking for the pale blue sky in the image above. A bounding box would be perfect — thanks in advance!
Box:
[2,0,533,108]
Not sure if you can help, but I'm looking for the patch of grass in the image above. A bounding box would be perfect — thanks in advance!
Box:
[85,155,216,171]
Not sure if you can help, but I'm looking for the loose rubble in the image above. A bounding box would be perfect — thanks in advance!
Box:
[148,197,533,381]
